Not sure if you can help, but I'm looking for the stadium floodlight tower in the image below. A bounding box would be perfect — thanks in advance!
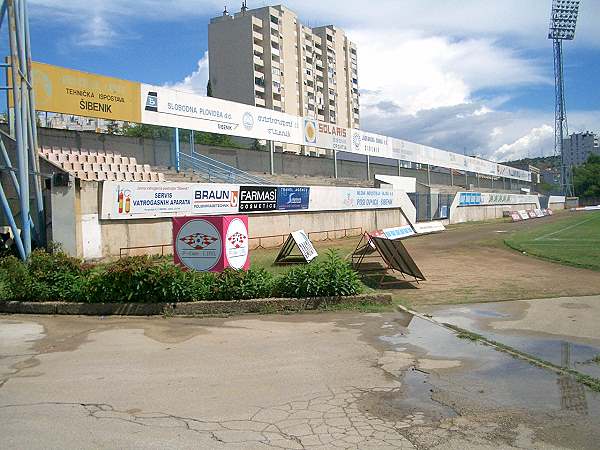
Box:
[548,0,580,196]
[0,0,44,260]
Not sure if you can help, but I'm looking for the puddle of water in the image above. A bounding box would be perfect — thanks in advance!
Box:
[433,308,600,379]
[471,309,510,318]
[379,314,600,417]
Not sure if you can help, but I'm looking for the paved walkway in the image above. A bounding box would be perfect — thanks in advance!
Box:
[2,312,600,449]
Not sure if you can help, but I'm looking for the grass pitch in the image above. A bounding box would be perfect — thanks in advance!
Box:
[505,211,600,271]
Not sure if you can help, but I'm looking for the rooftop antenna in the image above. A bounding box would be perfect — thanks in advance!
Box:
[548,0,581,196]
[241,1,248,14]
[223,4,229,16]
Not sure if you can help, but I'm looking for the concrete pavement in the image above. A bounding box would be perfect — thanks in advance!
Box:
[1,311,599,449]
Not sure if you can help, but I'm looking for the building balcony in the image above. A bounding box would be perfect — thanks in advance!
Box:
[255,83,265,94]
[254,55,264,67]
[253,43,263,54]
[272,98,282,108]
[255,97,266,107]
[253,30,263,41]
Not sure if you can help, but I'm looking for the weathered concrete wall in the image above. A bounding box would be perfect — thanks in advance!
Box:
[36,127,530,191]
[52,181,412,259]
[449,203,539,224]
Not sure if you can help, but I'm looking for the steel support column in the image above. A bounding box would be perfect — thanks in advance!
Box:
[173,127,180,172]
[333,149,338,179]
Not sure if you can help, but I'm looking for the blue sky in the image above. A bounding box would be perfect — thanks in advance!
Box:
[18,0,600,161]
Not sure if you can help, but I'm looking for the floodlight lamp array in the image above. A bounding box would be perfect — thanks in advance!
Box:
[548,0,580,40]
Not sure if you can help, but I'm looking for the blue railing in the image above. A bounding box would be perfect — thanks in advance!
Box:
[179,151,273,185]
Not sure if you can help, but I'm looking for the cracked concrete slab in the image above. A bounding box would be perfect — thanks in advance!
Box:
[1,312,600,449]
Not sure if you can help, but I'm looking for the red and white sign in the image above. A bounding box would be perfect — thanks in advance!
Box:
[173,215,250,272]
[510,211,522,222]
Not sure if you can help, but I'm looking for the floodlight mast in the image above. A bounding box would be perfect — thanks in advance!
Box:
[548,0,580,197]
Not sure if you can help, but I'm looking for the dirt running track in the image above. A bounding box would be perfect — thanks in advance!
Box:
[391,214,600,306]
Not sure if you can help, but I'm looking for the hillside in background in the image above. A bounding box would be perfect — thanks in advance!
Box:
[502,155,558,171]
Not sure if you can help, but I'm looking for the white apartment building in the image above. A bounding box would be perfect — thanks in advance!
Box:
[563,132,599,167]
[208,3,359,154]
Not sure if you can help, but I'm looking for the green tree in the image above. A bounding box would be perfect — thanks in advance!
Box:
[106,120,121,135]
[573,154,600,198]
[122,123,172,140]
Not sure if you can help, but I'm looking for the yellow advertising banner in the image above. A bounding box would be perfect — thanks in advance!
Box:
[18,61,141,123]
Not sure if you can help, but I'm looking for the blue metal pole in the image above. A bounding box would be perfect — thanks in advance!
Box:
[190,129,194,156]
[7,1,30,257]
[174,127,180,172]
[0,183,25,259]
[23,0,45,245]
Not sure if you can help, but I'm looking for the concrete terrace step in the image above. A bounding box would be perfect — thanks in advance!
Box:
[248,172,375,188]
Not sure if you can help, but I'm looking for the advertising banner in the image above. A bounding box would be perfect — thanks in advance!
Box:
[350,129,393,158]
[457,192,538,207]
[276,187,310,211]
[291,230,318,262]
[101,182,412,220]
[382,225,415,240]
[304,119,351,152]
[510,211,522,222]
[20,61,141,122]
[413,221,446,235]
[100,182,238,219]
[309,186,398,211]
[25,61,530,182]
[173,215,249,272]
[238,185,278,212]
[140,84,302,145]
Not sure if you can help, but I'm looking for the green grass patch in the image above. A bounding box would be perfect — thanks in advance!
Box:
[504,211,600,271]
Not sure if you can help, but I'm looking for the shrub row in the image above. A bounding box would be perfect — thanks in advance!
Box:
[0,249,362,303]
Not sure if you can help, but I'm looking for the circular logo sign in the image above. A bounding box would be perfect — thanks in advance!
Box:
[304,120,316,144]
[352,131,361,151]
[175,219,222,271]
[242,112,254,131]
[225,218,249,270]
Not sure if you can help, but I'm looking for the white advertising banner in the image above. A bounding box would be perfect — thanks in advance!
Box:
[100,182,239,219]
[456,192,539,207]
[101,182,413,220]
[141,84,302,145]
[303,118,351,153]
[350,129,393,158]
[138,83,530,182]
[308,186,399,211]
[291,230,318,262]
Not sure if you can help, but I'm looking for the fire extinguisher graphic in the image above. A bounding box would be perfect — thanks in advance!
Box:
[118,189,124,214]
[125,193,131,213]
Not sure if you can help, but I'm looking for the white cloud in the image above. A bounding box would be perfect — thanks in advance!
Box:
[76,15,118,47]
[164,52,209,95]
[493,125,554,161]
[354,29,549,116]
[28,0,600,161]
[30,1,600,47]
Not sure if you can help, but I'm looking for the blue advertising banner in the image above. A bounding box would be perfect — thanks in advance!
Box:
[277,187,310,211]
[458,192,482,206]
